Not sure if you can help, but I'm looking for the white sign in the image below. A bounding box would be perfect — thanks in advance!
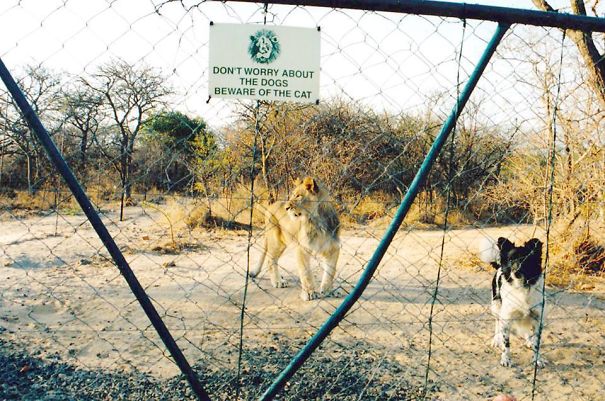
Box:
[209,23,320,103]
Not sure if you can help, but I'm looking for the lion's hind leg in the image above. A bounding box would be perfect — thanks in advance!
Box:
[266,231,287,288]
[249,237,267,279]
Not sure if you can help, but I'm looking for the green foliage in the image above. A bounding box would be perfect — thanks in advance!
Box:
[144,111,208,155]
[139,110,218,192]
[190,126,225,196]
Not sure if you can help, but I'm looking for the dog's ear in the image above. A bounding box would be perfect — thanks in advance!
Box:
[302,176,318,193]
[496,237,514,267]
[497,237,514,253]
[292,177,302,186]
[524,238,543,255]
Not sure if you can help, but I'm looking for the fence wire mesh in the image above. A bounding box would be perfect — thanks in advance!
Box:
[1,1,604,400]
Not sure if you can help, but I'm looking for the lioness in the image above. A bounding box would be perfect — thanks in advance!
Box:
[249,176,340,301]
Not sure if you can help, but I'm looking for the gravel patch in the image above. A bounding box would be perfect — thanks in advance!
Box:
[0,338,427,400]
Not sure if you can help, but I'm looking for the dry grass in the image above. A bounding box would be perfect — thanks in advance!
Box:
[209,187,266,227]
[1,184,471,230]
[402,192,446,228]
[15,190,58,210]
[152,188,262,241]
[338,191,478,230]
[348,194,389,224]
[0,180,133,217]
[548,218,605,290]
[435,208,473,227]
[6,184,603,293]
[449,252,490,273]
[0,189,80,216]
[446,214,605,291]
[183,204,212,229]
[399,192,473,229]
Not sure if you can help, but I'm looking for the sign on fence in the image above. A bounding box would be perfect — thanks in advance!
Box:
[209,23,320,104]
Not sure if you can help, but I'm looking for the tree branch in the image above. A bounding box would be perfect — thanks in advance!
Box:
[532,0,605,111]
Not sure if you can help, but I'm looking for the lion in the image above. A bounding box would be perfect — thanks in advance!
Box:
[249,176,340,301]
[255,35,273,60]
[248,29,280,64]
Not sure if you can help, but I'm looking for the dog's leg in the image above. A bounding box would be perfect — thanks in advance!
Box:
[528,311,546,368]
[526,333,546,368]
[499,319,513,367]
[491,300,504,348]
[319,245,340,297]
[296,247,318,301]
[492,320,504,349]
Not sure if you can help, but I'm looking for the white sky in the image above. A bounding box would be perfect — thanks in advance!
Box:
[0,0,584,128]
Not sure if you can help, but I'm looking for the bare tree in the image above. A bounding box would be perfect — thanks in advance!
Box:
[0,65,63,193]
[532,0,605,110]
[62,82,104,185]
[531,1,605,223]
[81,60,170,217]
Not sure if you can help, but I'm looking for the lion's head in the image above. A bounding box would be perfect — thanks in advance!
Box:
[285,176,329,220]
[248,29,280,64]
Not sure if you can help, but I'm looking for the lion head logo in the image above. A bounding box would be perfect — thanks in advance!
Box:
[248,29,280,64]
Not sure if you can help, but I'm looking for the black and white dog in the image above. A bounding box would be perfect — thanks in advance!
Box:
[480,237,546,367]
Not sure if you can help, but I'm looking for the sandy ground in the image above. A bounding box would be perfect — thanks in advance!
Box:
[1,205,604,400]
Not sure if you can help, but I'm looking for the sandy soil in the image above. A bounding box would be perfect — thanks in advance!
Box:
[1,206,604,400]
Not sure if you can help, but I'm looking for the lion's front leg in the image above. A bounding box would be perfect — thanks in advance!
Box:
[296,247,318,301]
[319,246,340,297]
[268,259,288,288]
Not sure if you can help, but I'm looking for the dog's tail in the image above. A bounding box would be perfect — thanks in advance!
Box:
[479,237,500,269]
[249,237,267,278]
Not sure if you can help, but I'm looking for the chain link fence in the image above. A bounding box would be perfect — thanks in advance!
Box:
[1,1,604,400]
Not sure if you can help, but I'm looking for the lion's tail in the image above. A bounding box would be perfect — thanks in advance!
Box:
[249,237,266,278]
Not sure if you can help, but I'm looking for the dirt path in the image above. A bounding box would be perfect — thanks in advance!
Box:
[1,207,604,400]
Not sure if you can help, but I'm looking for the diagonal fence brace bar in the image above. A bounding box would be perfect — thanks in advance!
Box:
[259,22,511,401]
[0,58,212,401]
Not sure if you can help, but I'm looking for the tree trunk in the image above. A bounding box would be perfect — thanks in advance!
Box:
[26,154,33,195]
[124,159,132,200]
[0,147,4,188]
[532,0,605,110]
[601,151,605,223]
[119,139,128,222]
[80,130,89,185]
[125,139,134,201]
[563,140,575,216]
